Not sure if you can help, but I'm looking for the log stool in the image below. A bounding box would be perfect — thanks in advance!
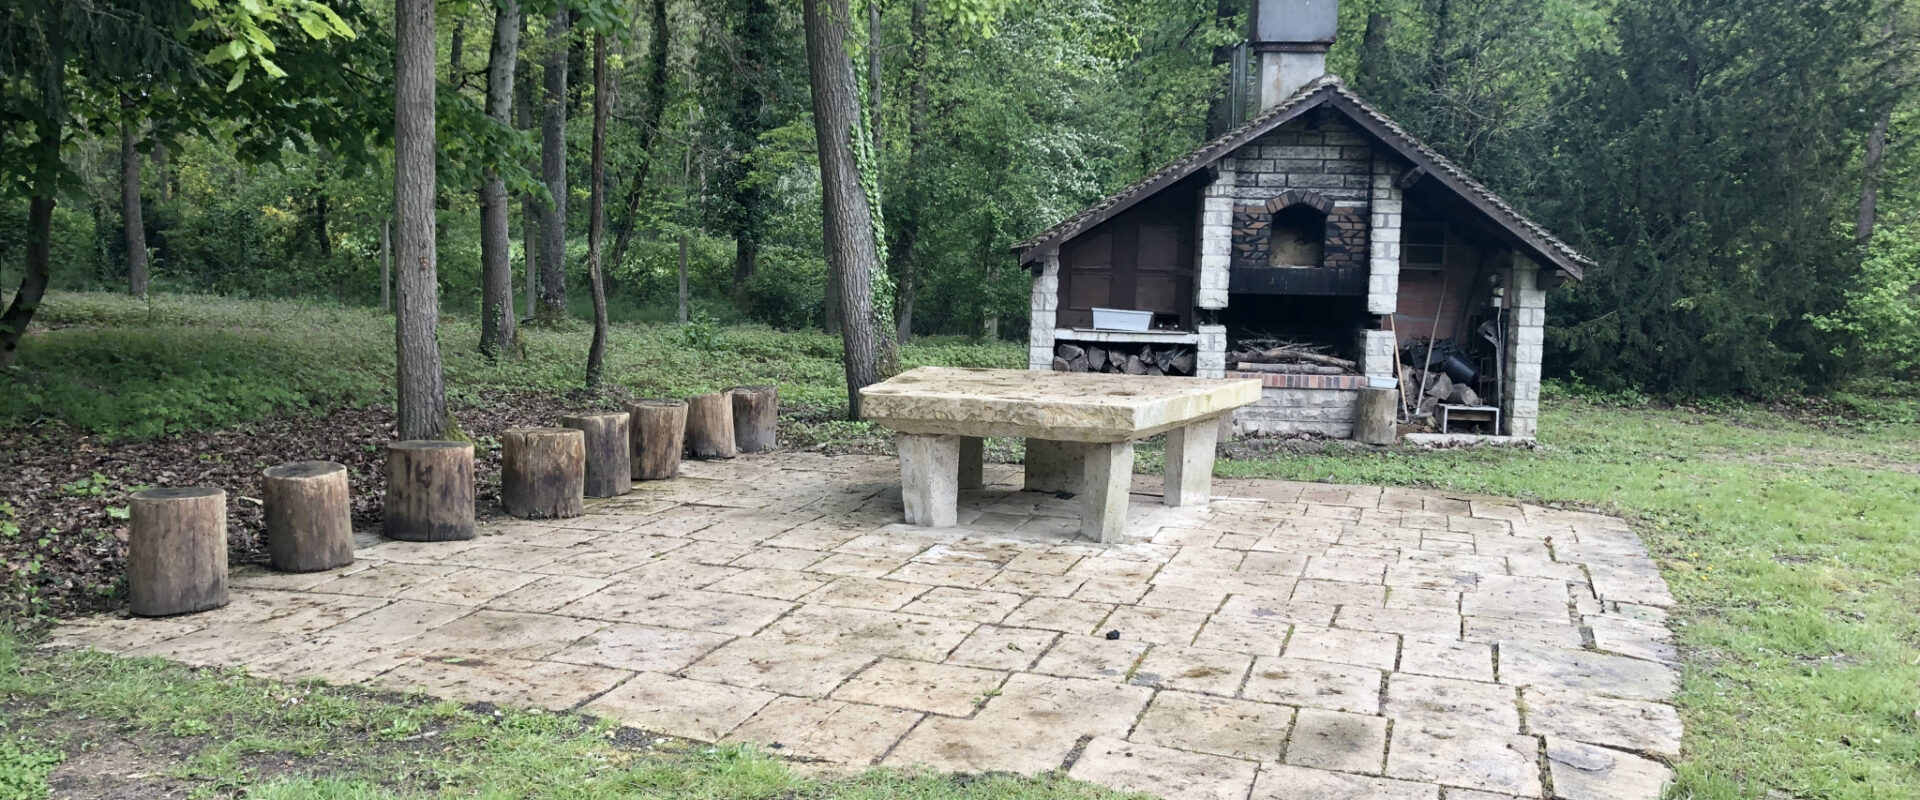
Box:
[561,412,631,497]
[262,461,354,572]
[128,487,229,617]
[629,399,687,480]
[729,384,778,453]
[685,391,736,460]
[501,427,585,518]
[384,440,476,541]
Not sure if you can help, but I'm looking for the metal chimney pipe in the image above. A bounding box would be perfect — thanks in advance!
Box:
[1249,0,1338,110]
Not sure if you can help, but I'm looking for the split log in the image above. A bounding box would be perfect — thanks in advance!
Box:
[1087,346,1108,372]
[1354,387,1399,445]
[1234,361,1345,375]
[629,399,687,480]
[1123,354,1148,375]
[684,391,737,459]
[1051,356,1071,372]
[500,427,585,518]
[262,461,353,572]
[384,440,476,542]
[129,487,229,616]
[1253,346,1357,370]
[1057,343,1084,361]
[1154,348,1174,372]
[1424,373,1454,401]
[562,412,632,498]
[728,384,779,453]
[1146,365,1165,376]
[1447,384,1482,406]
[1169,352,1196,375]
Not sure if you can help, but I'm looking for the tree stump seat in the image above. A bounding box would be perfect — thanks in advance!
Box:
[385,440,476,542]
[685,391,736,460]
[501,427,586,518]
[262,461,355,572]
[729,384,778,454]
[629,399,687,480]
[561,412,631,498]
[129,487,229,617]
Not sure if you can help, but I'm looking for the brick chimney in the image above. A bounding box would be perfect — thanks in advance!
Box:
[1251,0,1337,110]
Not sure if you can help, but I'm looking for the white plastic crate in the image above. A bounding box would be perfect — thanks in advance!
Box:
[1091,307,1152,332]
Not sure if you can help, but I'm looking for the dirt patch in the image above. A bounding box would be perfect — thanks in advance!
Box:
[1,389,638,624]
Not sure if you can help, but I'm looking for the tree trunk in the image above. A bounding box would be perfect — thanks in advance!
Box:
[121,107,150,298]
[394,0,450,439]
[629,399,687,480]
[805,0,887,420]
[729,384,779,453]
[518,32,540,318]
[890,0,927,343]
[1856,106,1890,244]
[537,6,572,321]
[128,487,228,617]
[868,0,882,154]
[152,142,172,204]
[586,32,611,389]
[724,0,775,290]
[261,461,354,572]
[562,411,630,497]
[685,391,737,459]
[608,0,673,272]
[384,441,476,541]
[677,231,690,323]
[380,218,392,313]
[1204,0,1238,137]
[501,427,585,518]
[480,0,521,359]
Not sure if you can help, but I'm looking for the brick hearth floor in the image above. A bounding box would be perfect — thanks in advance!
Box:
[50,453,1682,800]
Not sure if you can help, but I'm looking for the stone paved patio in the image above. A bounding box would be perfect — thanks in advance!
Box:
[51,453,1682,800]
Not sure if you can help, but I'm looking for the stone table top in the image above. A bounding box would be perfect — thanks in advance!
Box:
[859,367,1261,442]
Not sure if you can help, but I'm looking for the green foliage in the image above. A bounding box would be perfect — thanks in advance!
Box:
[1810,226,1920,373]
[0,736,62,800]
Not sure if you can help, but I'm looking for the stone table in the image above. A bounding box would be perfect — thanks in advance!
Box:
[859,367,1260,541]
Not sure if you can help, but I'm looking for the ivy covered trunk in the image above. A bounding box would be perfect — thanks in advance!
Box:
[804,0,888,420]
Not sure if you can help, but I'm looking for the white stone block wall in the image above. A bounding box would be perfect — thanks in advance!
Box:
[1357,330,1396,379]
[1233,387,1359,438]
[1367,157,1403,315]
[1197,158,1237,310]
[1196,324,1227,378]
[1503,256,1546,438]
[1028,253,1060,370]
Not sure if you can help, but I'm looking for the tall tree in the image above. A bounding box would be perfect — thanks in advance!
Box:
[121,100,151,298]
[394,0,450,438]
[712,0,781,287]
[803,0,890,418]
[888,0,927,341]
[537,6,572,321]
[516,21,541,319]
[479,0,522,358]
[607,0,674,271]
[585,31,611,389]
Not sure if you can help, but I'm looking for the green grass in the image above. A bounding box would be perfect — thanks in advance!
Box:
[3,291,1022,440]
[0,634,1137,799]
[6,291,1919,798]
[1216,393,1920,800]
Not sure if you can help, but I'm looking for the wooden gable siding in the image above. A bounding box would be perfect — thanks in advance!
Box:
[1056,184,1197,330]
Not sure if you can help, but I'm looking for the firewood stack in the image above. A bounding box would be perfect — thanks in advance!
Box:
[1225,338,1359,376]
[1052,342,1197,376]
[1401,364,1483,418]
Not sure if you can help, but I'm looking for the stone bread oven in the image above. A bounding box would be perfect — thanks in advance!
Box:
[1013,0,1591,441]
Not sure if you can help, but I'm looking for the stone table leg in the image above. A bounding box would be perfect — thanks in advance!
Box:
[1024,438,1083,493]
[1081,440,1134,543]
[897,433,959,527]
[1163,415,1221,507]
[960,437,985,490]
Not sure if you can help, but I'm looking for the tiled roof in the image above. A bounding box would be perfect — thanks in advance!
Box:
[1013,74,1592,279]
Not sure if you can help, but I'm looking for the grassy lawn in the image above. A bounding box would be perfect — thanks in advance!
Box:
[4,291,1918,799]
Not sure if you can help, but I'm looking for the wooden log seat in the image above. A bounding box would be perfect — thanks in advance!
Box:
[728,384,779,453]
[500,427,585,518]
[629,399,688,480]
[560,412,631,498]
[128,487,229,616]
[261,461,355,572]
[684,391,736,460]
[384,440,476,542]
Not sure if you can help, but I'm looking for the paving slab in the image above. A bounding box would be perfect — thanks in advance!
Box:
[49,453,1680,800]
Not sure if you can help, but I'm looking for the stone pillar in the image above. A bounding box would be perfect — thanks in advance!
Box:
[1196,159,1237,311]
[1029,253,1061,371]
[959,437,984,490]
[1357,329,1396,379]
[1196,324,1228,379]
[1367,157,1404,316]
[1163,417,1220,506]
[1024,439,1083,493]
[1502,255,1546,438]
[897,433,959,527]
[1080,440,1135,543]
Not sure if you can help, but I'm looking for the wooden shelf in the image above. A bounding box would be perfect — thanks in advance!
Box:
[1054,328,1199,345]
